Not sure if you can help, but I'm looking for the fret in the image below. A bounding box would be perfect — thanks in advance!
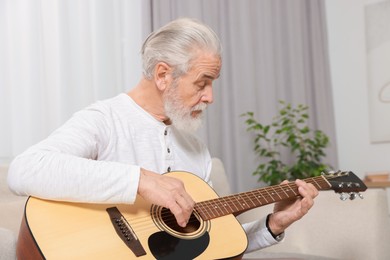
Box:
[195,172,360,221]
[197,201,214,220]
[249,190,265,206]
[221,199,231,214]
[196,196,235,220]
[310,177,321,190]
[269,186,283,200]
[225,195,240,212]
[242,192,257,208]
[211,201,224,216]
[262,188,274,203]
[280,184,291,198]
[210,201,220,218]
[234,194,250,211]
[226,197,237,213]
[311,176,330,190]
[286,183,298,196]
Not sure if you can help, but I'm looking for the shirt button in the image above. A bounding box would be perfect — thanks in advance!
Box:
[164,130,168,136]
[167,148,170,153]
[167,166,171,172]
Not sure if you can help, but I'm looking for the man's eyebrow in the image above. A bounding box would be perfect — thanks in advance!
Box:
[199,73,220,80]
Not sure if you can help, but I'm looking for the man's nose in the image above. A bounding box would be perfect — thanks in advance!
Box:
[201,86,213,104]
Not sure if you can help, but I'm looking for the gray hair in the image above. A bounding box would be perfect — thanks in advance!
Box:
[141,18,222,80]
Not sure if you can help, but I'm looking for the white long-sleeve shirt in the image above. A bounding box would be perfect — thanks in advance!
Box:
[8,93,281,252]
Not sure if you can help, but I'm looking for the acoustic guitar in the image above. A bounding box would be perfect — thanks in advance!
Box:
[16,170,366,260]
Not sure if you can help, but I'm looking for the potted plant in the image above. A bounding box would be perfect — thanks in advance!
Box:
[242,101,331,185]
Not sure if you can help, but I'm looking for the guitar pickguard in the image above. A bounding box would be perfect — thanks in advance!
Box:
[148,231,210,260]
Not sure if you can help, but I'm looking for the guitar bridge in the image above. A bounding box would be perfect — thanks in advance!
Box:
[106,207,146,257]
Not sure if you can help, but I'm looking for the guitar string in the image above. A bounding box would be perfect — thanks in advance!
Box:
[123,216,207,240]
[123,174,356,231]
[41,175,349,242]
[122,212,203,235]
[123,208,203,230]
[196,177,329,214]
[198,178,329,216]
[124,177,331,226]
[108,181,353,242]
[120,181,328,238]
[183,178,328,220]
[119,207,204,231]
[121,214,169,235]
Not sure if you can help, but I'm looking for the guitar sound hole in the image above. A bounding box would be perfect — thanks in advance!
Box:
[161,208,201,233]
[151,204,208,239]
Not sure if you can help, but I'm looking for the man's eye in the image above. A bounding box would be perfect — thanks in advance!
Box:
[197,81,208,89]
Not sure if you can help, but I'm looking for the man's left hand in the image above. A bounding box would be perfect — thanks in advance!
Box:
[268,179,319,236]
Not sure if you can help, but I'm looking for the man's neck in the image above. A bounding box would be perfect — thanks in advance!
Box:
[127,79,169,123]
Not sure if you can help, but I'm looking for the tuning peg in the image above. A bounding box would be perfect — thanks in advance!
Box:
[349,193,357,200]
[358,193,364,199]
[340,193,349,201]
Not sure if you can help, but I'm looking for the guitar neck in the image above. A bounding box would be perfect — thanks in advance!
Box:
[195,175,331,221]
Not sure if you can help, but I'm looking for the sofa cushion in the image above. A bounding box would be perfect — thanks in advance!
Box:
[0,165,27,235]
[210,157,231,196]
[0,227,16,260]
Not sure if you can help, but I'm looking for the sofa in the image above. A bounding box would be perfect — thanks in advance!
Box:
[1,159,390,260]
[0,164,26,260]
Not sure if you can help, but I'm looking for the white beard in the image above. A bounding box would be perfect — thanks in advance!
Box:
[163,86,207,133]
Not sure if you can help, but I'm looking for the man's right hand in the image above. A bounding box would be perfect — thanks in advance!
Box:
[137,168,195,227]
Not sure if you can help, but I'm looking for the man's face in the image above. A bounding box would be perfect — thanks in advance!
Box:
[163,52,221,133]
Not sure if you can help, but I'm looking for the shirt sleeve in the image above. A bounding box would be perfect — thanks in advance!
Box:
[242,217,285,253]
[7,104,140,204]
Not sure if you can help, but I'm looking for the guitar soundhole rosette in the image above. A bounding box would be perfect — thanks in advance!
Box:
[150,205,210,240]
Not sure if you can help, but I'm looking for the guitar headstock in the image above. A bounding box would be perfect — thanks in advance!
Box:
[323,170,367,201]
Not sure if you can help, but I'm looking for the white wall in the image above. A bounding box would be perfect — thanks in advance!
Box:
[326,0,390,178]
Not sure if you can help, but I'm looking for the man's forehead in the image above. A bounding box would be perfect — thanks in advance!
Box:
[192,58,221,78]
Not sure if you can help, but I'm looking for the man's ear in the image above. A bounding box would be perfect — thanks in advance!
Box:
[154,62,171,91]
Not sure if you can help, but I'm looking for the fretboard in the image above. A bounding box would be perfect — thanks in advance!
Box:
[195,175,331,221]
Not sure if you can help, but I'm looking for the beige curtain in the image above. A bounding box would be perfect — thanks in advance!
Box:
[143,0,338,192]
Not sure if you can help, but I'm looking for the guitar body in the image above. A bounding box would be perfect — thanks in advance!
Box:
[18,171,247,260]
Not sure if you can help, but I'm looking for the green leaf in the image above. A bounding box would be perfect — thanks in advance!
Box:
[263,125,270,134]
[243,102,331,185]
[300,127,310,134]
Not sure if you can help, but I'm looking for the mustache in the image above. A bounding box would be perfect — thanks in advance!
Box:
[191,102,208,112]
